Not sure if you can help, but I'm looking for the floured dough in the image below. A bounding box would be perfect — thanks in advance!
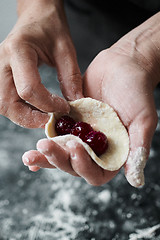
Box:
[45,98,129,171]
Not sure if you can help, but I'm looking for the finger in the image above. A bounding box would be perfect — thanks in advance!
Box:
[124,110,158,188]
[54,38,83,101]
[10,45,69,113]
[36,138,79,176]
[6,100,49,128]
[0,66,49,128]
[28,166,40,172]
[22,150,55,169]
[66,140,116,186]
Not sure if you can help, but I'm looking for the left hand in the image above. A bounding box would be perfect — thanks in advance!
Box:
[0,0,83,128]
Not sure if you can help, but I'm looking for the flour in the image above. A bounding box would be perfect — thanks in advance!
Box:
[125,147,147,187]
[129,223,160,240]
[98,189,111,203]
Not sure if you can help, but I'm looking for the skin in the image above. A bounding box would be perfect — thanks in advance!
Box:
[23,45,159,186]
[1,1,160,187]
[23,12,160,187]
[0,0,83,128]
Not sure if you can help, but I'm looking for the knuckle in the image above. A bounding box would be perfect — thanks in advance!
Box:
[69,73,82,84]
[4,33,27,55]
[4,38,21,55]
[18,85,34,100]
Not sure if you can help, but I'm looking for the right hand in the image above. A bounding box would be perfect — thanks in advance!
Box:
[0,0,83,128]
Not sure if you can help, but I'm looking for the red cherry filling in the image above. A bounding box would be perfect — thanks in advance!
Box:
[55,115,76,135]
[84,131,108,156]
[55,116,108,156]
[71,122,93,141]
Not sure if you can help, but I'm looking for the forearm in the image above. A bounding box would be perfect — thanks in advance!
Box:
[16,0,67,29]
[13,0,70,44]
[113,12,160,88]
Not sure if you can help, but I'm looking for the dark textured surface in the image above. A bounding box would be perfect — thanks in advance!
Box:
[0,68,160,240]
[0,2,160,240]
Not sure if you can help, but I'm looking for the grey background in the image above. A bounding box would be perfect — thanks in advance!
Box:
[0,0,17,43]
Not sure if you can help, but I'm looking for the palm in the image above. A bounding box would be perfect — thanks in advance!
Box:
[23,48,158,188]
[84,49,158,186]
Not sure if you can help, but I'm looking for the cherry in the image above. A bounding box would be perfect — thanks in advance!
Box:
[55,116,108,156]
[55,115,76,135]
[84,131,108,156]
[71,122,93,141]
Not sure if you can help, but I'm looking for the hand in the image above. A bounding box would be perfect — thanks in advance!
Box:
[22,13,160,188]
[0,0,83,128]
[22,46,158,187]
[83,47,158,187]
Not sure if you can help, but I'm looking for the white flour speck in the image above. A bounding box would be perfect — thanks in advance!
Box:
[129,223,160,240]
[125,147,147,187]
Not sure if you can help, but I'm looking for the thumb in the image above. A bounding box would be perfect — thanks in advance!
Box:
[124,111,158,188]
[54,38,83,101]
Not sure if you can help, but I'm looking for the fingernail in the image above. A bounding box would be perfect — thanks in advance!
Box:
[23,157,30,166]
[125,147,147,188]
[37,147,47,155]
[36,138,49,152]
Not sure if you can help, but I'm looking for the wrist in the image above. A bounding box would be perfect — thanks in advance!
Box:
[14,0,69,41]
[113,12,160,88]
[16,0,64,20]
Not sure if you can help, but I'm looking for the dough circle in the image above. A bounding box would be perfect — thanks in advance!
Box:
[45,98,129,171]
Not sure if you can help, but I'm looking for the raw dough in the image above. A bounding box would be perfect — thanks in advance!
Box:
[45,98,129,171]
